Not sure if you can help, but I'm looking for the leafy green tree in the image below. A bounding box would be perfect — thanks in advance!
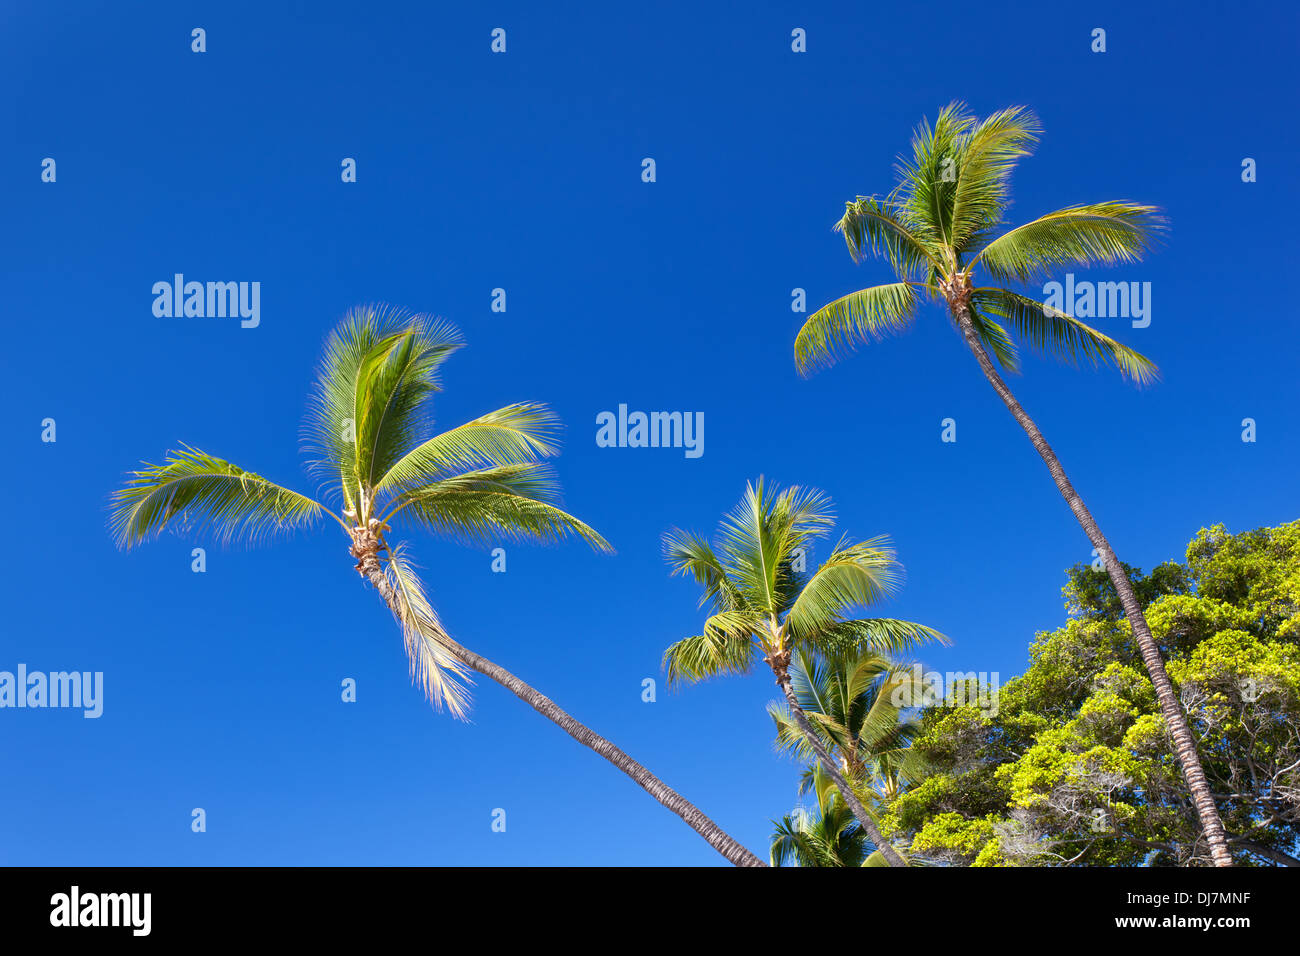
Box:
[794,101,1233,865]
[884,521,1300,867]
[110,304,762,867]
[663,479,945,866]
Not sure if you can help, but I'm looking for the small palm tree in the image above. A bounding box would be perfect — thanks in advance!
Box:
[770,647,928,808]
[111,304,762,867]
[770,765,879,867]
[663,478,946,866]
[794,102,1233,866]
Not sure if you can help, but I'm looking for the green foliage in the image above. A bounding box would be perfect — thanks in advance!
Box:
[662,479,946,685]
[887,521,1300,866]
[770,765,887,867]
[796,101,1161,385]
[110,445,326,548]
[111,305,609,719]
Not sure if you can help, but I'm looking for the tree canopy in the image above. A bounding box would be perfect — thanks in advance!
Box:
[882,520,1300,867]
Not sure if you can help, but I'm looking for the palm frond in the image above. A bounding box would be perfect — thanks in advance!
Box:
[663,629,759,686]
[784,536,901,641]
[662,530,747,613]
[794,282,920,375]
[835,194,940,276]
[302,304,461,511]
[973,202,1166,282]
[388,463,612,552]
[948,106,1041,250]
[769,764,872,866]
[385,543,474,719]
[715,480,834,615]
[894,101,976,251]
[974,288,1159,384]
[375,403,561,493]
[810,618,948,657]
[966,306,1021,374]
[110,445,327,548]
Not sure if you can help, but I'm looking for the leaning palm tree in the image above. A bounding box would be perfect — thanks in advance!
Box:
[770,647,928,811]
[793,102,1233,867]
[111,304,762,867]
[663,478,946,866]
[770,764,880,867]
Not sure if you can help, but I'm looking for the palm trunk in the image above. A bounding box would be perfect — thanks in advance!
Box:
[353,546,765,868]
[952,306,1233,867]
[768,654,907,867]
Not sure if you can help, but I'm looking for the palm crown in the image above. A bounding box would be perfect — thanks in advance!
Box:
[770,763,878,867]
[662,479,945,684]
[110,304,610,718]
[771,648,928,804]
[794,101,1163,383]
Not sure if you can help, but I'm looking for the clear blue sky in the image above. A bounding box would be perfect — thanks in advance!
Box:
[2,0,1296,865]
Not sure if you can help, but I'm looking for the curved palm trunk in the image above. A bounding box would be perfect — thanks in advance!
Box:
[952,306,1233,867]
[353,545,765,868]
[768,654,907,867]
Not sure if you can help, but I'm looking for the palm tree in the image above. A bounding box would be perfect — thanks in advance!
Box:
[770,764,880,867]
[110,304,762,867]
[769,647,927,810]
[662,478,946,866]
[793,102,1233,867]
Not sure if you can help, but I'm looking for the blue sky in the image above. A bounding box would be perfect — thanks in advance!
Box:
[1,0,1296,865]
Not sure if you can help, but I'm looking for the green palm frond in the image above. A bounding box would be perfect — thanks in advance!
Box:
[794,281,921,375]
[385,543,474,719]
[715,480,834,616]
[769,764,872,867]
[947,105,1041,249]
[784,536,901,641]
[769,703,844,766]
[812,618,948,657]
[303,304,461,512]
[663,630,758,686]
[375,402,560,493]
[110,445,330,548]
[770,647,929,776]
[387,463,612,552]
[835,194,940,276]
[662,531,747,613]
[974,288,1159,384]
[973,202,1166,282]
[967,306,1021,374]
[894,101,977,251]
[355,322,460,493]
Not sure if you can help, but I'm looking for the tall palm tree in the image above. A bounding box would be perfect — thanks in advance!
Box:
[662,478,946,866]
[769,647,928,809]
[770,764,880,867]
[793,102,1233,867]
[110,304,762,868]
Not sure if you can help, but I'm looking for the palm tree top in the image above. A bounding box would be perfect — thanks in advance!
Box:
[111,304,610,552]
[795,101,1165,384]
[109,304,611,718]
[662,478,946,686]
[770,647,928,800]
[770,762,882,867]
